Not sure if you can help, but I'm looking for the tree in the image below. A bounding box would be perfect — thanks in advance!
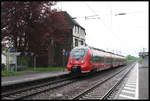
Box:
[1,1,69,56]
[126,55,138,62]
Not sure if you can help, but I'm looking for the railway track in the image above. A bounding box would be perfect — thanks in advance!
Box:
[69,63,136,100]
[2,74,79,100]
[2,71,97,100]
[2,63,134,100]
[26,63,133,100]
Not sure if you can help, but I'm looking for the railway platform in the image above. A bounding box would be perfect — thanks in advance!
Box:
[2,70,69,87]
[114,62,149,100]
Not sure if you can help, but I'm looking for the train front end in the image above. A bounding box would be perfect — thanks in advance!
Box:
[67,46,91,73]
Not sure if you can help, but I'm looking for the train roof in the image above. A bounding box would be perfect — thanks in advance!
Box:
[89,46,106,52]
[72,46,125,58]
[88,46,125,58]
[73,46,89,50]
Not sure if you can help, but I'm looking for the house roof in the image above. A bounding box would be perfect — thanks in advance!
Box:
[61,11,85,30]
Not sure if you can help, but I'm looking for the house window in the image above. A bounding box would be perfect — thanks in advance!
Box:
[75,26,77,33]
[80,29,83,35]
[81,41,83,45]
[73,26,75,34]
[76,26,78,34]
[75,39,78,46]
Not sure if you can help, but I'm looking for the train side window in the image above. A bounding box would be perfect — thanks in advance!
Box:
[106,58,108,63]
[89,53,93,63]
[113,58,116,63]
[110,58,112,63]
[100,56,104,62]
[108,58,110,63]
[107,58,109,63]
[93,55,96,63]
[102,56,104,62]
[98,56,100,62]
[107,58,111,63]
[96,56,99,62]
[94,56,97,62]
[105,58,107,63]
[109,58,111,63]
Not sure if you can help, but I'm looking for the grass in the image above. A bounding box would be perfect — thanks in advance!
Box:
[2,70,21,77]
[126,60,135,63]
[138,59,142,63]
[28,67,66,71]
[1,67,66,77]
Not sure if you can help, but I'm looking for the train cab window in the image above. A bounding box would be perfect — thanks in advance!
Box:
[70,47,88,60]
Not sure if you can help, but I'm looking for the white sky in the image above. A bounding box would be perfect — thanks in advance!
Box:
[53,1,148,57]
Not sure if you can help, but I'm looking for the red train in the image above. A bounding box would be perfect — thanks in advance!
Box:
[67,46,126,73]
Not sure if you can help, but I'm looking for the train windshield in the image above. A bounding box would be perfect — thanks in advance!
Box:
[70,47,88,60]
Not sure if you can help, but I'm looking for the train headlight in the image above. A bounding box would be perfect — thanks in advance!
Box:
[81,60,84,63]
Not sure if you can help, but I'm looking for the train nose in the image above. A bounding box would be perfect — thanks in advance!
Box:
[71,59,82,65]
[71,66,81,73]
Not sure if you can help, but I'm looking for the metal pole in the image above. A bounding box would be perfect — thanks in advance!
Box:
[6,52,8,71]
[62,54,64,67]
[15,55,17,72]
[34,55,36,71]
[16,49,17,71]
[8,50,10,71]
[21,56,22,68]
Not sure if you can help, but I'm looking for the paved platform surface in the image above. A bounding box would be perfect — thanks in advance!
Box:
[138,63,149,99]
[1,70,69,86]
[114,62,149,100]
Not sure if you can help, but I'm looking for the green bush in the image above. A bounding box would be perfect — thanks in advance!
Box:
[138,59,142,63]
[1,63,6,70]
[17,56,28,66]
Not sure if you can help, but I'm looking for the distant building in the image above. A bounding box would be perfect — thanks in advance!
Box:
[36,11,86,67]
[139,52,149,67]
[1,53,6,65]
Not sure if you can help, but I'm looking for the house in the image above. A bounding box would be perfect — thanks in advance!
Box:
[36,11,87,67]
[59,11,87,66]
[62,11,86,48]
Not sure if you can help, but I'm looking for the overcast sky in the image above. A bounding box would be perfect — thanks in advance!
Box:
[53,1,148,57]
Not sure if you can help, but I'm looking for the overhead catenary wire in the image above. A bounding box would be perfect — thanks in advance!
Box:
[85,3,123,42]
[84,3,124,54]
